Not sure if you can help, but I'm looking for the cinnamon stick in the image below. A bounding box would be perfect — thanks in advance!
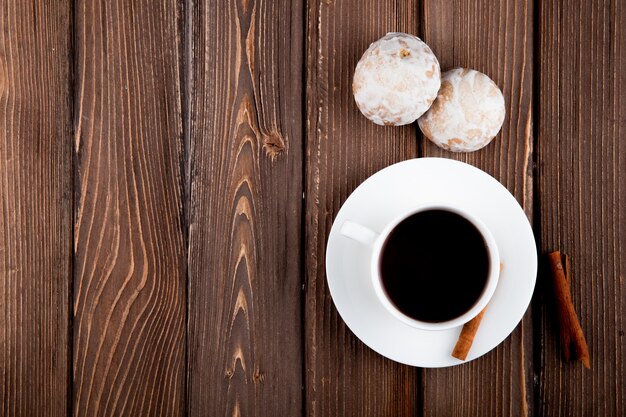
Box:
[452,307,486,360]
[451,263,503,360]
[547,251,590,368]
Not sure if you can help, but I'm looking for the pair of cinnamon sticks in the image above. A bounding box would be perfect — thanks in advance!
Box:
[546,251,590,368]
[451,251,590,368]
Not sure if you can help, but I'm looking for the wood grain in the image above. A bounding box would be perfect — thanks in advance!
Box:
[304,1,421,415]
[73,0,186,415]
[3,0,626,415]
[420,0,534,415]
[186,0,304,415]
[0,1,72,416]
[536,0,626,414]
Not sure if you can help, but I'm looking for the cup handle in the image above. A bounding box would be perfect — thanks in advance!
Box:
[340,220,380,247]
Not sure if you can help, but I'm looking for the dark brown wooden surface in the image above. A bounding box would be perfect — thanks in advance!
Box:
[72,0,186,415]
[186,0,304,415]
[537,0,626,415]
[304,1,421,415]
[1,0,625,415]
[0,1,72,416]
[420,0,534,415]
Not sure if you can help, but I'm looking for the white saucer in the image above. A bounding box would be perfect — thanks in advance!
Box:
[325,158,537,367]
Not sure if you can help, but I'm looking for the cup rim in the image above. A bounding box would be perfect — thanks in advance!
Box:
[369,203,500,331]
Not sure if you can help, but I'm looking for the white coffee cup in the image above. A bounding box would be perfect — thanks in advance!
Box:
[340,203,500,331]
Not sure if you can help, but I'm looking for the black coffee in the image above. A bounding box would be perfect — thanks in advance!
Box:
[379,209,490,323]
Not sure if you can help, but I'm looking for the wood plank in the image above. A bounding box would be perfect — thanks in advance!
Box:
[536,0,626,415]
[73,0,186,415]
[186,0,304,415]
[304,1,421,415]
[0,1,72,416]
[420,0,534,415]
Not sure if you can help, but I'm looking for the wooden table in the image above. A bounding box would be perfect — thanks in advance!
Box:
[1,0,624,415]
